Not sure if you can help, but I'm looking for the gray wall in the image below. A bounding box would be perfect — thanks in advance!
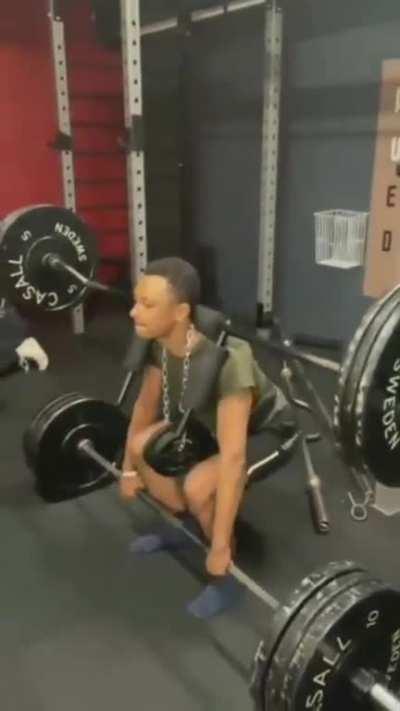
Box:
[143,34,182,261]
[142,1,400,340]
[143,6,266,323]
[276,0,400,343]
[187,10,265,323]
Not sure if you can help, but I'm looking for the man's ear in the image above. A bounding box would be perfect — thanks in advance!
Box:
[176,302,191,323]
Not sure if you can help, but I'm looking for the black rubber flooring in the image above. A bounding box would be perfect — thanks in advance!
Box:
[1,304,399,710]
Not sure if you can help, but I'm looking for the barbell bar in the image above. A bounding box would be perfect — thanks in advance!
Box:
[257,336,341,374]
[22,393,400,711]
[77,437,281,610]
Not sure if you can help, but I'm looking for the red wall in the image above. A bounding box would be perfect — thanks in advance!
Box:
[0,0,129,285]
[64,0,128,283]
[0,0,62,213]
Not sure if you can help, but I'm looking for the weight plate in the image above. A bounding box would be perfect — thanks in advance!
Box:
[32,392,91,463]
[354,303,400,486]
[0,205,98,311]
[250,561,365,711]
[264,570,369,711]
[333,285,400,431]
[338,288,400,474]
[348,290,400,480]
[23,392,83,467]
[333,284,400,467]
[285,577,400,711]
[25,393,128,502]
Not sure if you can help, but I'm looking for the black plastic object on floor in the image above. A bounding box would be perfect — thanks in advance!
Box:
[0,298,28,374]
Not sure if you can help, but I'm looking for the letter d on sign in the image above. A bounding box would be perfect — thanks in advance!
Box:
[395,87,400,113]
[382,231,393,252]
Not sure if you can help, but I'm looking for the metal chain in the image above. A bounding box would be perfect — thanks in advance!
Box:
[161,323,195,424]
[161,348,171,424]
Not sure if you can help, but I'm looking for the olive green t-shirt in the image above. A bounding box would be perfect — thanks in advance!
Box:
[149,335,288,435]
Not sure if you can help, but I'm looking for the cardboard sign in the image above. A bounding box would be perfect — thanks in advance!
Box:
[364,60,400,298]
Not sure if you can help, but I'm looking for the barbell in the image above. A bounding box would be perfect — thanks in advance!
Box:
[22,392,400,711]
[2,203,400,488]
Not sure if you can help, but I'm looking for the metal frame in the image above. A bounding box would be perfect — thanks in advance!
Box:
[135,0,281,321]
[141,0,266,37]
[257,0,283,320]
[120,0,269,287]
[46,0,278,324]
[49,1,85,334]
[120,0,148,284]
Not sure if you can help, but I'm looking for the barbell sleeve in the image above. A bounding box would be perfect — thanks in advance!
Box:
[371,683,400,711]
[77,439,123,479]
[77,438,280,610]
[42,253,130,303]
[42,253,90,285]
[280,362,330,534]
[352,668,400,711]
[301,437,330,534]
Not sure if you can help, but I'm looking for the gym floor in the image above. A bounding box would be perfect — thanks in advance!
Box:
[2,303,400,711]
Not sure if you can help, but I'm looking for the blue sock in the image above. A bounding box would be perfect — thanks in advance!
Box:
[129,515,202,555]
[186,576,245,619]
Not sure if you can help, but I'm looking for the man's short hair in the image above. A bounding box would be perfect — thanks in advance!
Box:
[144,257,201,317]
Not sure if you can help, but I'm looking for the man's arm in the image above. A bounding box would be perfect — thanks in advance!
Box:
[211,389,253,553]
[122,365,162,471]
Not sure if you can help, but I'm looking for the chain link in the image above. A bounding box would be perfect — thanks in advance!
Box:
[161,323,195,424]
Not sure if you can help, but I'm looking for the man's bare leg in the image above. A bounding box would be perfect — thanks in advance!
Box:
[127,421,187,514]
[125,422,202,554]
[181,456,244,619]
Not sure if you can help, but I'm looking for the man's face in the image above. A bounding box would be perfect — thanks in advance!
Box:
[130,275,188,339]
